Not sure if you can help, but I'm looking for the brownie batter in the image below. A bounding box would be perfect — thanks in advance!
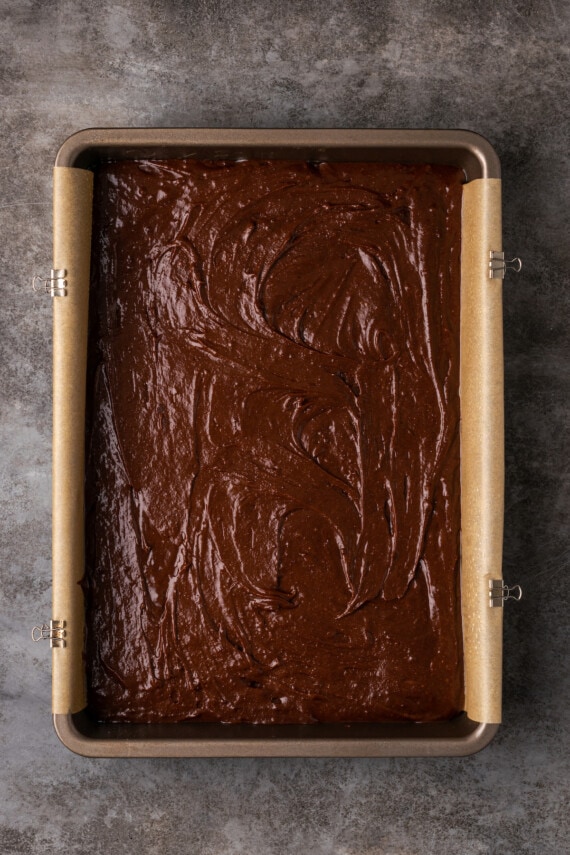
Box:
[85,158,464,723]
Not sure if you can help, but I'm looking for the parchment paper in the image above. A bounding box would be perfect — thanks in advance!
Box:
[461,178,504,724]
[52,166,93,714]
[51,167,504,723]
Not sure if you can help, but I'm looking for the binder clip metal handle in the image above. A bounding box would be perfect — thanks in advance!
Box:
[489,580,523,608]
[31,620,66,647]
[32,268,67,297]
[489,252,522,279]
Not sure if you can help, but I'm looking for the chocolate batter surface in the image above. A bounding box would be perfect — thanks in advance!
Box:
[85,158,464,723]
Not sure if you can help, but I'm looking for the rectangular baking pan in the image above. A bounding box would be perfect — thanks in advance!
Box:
[51,128,503,756]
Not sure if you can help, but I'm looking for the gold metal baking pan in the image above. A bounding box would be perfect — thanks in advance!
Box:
[50,128,503,756]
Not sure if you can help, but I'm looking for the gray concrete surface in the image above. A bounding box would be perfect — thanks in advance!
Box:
[1,1,569,853]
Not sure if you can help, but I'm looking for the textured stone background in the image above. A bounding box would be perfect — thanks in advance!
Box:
[1,1,568,853]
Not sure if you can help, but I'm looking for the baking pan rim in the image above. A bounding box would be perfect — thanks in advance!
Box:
[53,712,499,758]
[55,127,501,181]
